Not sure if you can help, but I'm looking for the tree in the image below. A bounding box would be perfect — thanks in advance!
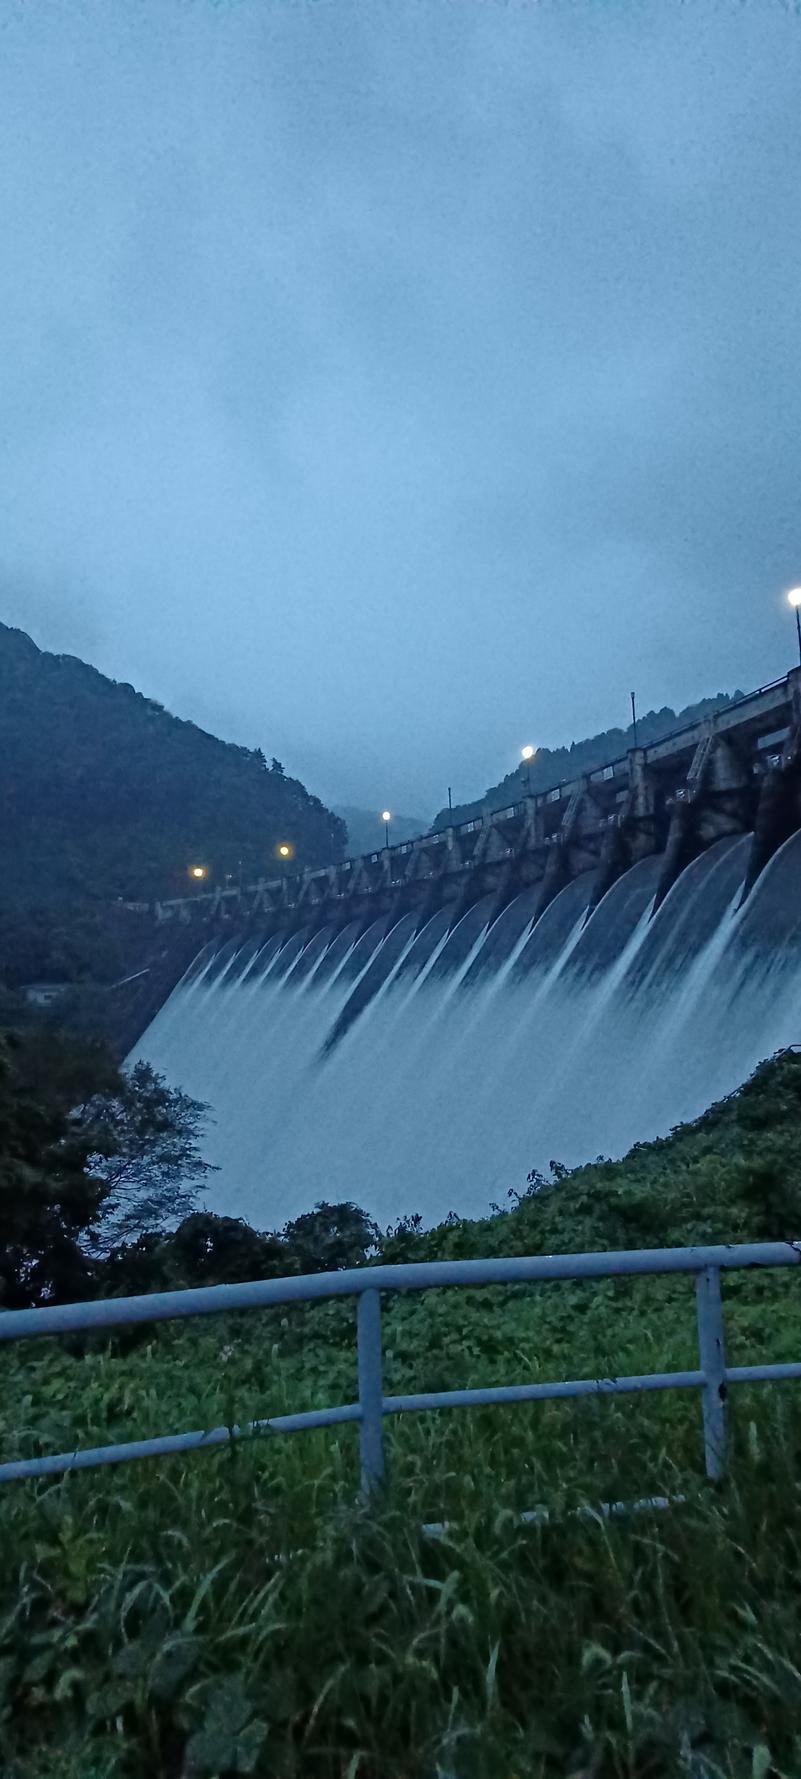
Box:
[163,1212,288,1285]
[80,1061,216,1249]
[0,1021,380,1306]
[0,1027,116,1307]
[97,1214,289,1295]
[281,1200,380,1273]
[0,1026,219,1304]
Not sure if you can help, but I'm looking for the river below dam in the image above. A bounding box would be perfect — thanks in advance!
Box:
[133,828,801,1230]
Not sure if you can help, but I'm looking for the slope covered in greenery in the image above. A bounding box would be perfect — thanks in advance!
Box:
[0,621,345,911]
[1,1052,801,1775]
[432,689,745,829]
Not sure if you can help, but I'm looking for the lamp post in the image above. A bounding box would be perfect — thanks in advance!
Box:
[381,810,392,850]
[520,744,536,795]
[276,842,293,890]
[787,588,801,666]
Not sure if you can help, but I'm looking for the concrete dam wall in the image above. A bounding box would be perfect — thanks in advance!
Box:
[133,784,801,1231]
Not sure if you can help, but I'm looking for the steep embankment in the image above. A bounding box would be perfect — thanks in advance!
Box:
[2,1055,801,1775]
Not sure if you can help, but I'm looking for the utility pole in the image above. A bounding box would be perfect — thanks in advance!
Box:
[631,691,638,750]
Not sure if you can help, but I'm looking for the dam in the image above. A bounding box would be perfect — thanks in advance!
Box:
[132,671,801,1231]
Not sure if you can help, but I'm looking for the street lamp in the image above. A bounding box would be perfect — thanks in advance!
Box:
[520,744,536,794]
[189,864,208,882]
[381,810,392,849]
[787,587,801,666]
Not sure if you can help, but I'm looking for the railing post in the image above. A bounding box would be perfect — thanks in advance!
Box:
[696,1265,727,1480]
[357,1288,385,1496]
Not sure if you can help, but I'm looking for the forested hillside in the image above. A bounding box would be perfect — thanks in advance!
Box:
[0,621,345,910]
[432,689,746,829]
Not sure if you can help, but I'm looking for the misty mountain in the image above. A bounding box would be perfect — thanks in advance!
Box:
[431,691,747,830]
[0,621,345,910]
[334,806,428,857]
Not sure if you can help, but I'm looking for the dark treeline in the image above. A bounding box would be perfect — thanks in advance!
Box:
[0,902,154,993]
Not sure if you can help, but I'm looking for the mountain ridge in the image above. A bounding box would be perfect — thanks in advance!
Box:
[0,618,345,910]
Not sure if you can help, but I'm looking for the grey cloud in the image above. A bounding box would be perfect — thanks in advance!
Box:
[1,0,800,812]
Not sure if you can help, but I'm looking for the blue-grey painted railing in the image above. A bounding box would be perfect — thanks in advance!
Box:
[1,1242,800,1492]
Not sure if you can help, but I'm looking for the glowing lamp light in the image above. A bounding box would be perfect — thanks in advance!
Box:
[189,865,208,881]
[277,843,292,860]
[381,810,392,824]
[787,588,801,667]
[520,744,537,797]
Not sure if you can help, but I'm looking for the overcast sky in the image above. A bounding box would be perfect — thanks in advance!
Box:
[1,1,800,818]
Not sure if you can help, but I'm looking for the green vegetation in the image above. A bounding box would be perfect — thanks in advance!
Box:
[0,902,151,995]
[0,621,345,991]
[0,1026,214,1308]
[1,1052,801,1774]
[431,690,745,829]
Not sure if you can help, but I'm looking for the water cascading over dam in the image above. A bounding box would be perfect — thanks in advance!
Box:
[133,826,801,1230]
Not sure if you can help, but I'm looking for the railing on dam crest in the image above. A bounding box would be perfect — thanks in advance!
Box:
[139,666,801,936]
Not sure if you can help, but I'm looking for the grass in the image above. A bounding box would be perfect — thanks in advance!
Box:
[2,1051,801,1775]
[4,1400,801,1776]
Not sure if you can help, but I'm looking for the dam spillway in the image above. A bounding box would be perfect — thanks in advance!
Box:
[133,827,801,1231]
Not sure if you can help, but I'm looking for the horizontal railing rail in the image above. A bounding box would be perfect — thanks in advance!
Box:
[1,1241,800,1491]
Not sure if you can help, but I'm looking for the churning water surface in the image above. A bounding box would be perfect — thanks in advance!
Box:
[133,831,801,1229]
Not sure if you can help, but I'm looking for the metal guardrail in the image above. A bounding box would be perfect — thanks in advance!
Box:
[1,1242,800,1493]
